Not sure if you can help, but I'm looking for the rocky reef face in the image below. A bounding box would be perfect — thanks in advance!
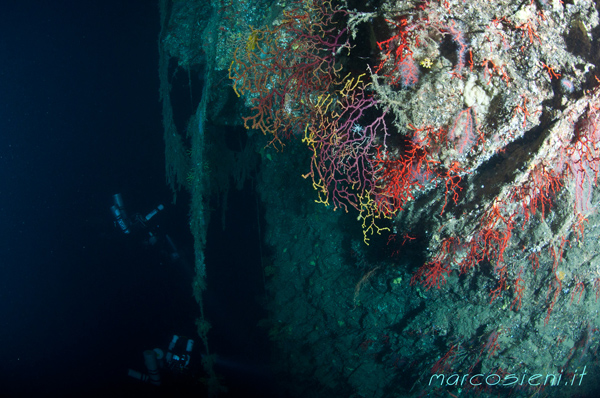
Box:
[163,0,600,396]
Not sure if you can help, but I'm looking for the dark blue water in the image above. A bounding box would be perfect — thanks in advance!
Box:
[0,1,210,396]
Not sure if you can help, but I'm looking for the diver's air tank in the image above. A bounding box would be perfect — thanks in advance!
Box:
[143,349,161,386]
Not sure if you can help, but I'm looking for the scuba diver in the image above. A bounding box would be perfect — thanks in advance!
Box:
[128,334,195,387]
[110,193,181,263]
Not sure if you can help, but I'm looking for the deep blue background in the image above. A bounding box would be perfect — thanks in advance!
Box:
[0,1,204,396]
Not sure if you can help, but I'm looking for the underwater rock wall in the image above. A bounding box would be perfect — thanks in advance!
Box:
[164,0,600,396]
